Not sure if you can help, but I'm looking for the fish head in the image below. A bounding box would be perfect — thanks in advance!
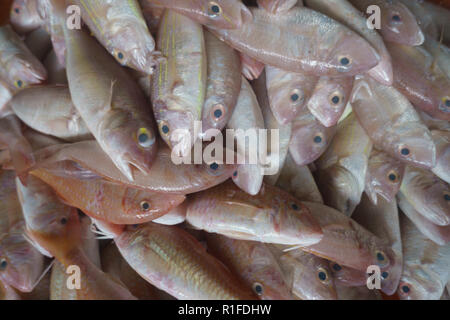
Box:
[367,154,405,203]
[380,3,424,46]
[328,33,380,76]
[397,265,443,300]
[202,100,232,134]
[420,181,450,226]
[10,0,41,34]
[199,1,253,29]
[0,223,43,292]
[7,56,47,89]
[437,91,450,120]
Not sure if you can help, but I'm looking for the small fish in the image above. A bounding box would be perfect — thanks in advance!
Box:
[10,85,92,142]
[265,66,317,125]
[365,148,405,205]
[115,223,257,299]
[430,130,450,184]
[400,166,450,226]
[0,25,47,91]
[349,0,424,46]
[257,0,299,14]
[201,30,241,136]
[352,75,437,169]
[151,10,206,157]
[10,0,43,35]
[239,53,264,81]
[186,180,323,246]
[307,76,354,127]
[209,6,380,77]
[30,167,186,225]
[397,215,450,300]
[289,108,336,166]
[315,113,372,216]
[73,0,160,74]
[206,234,293,300]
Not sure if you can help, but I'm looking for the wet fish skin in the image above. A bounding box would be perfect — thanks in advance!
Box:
[398,0,439,41]
[186,180,323,246]
[365,148,405,205]
[209,6,380,77]
[10,0,43,35]
[257,0,298,14]
[206,234,293,300]
[430,130,450,184]
[352,75,436,169]
[151,10,206,157]
[115,223,257,300]
[400,166,450,226]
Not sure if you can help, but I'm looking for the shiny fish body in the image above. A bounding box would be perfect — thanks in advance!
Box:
[209,6,380,77]
[10,0,43,35]
[186,180,323,246]
[151,10,206,156]
[115,223,257,300]
[352,75,436,169]
[257,0,298,14]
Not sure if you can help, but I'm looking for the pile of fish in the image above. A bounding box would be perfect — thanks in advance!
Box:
[0,0,449,300]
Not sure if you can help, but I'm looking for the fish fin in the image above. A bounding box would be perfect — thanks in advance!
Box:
[29,259,55,292]
[429,26,445,73]
[241,3,253,23]
[350,78,372,103]
[23,232,53,258]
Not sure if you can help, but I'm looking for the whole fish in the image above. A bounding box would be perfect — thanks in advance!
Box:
[31,167,186,225]
[43,49,67,85]
[31,140,236,195]
[398,192,450,246]
[397,215,450,300]
[186,180,323,246]
[257,0,298,13]
[400,166,450,226]
[265,66,317,125]
[0,25,47,91]
[349,0,424,46]
[275,153,323,204]
[73,0,160,74]
[151,10,206,157]
[365,148,405,205]
[10,0,43,34]
[201,30,241,136]
[315,113,372,216]
[140,0,252,29]
[289,108,336,166]
[115,223,257,299]
[152,202,187,226]
[307,76,354,128]
[352,195,403,295]
[239,53,264,81]
[387,42,450,121]
[63,22,158,181]
[206,234,292,300]
[431,130,450,184]
[208,6,380,77]
[10,86,92,142]
[352,75,437,169]
[304,0,393,85]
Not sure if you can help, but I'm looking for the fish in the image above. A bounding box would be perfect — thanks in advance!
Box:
[423,36,450,79]
[305,0,393,85]
[336,284,381,300]
[387,42,450,121]
[398,192,450,246]
[0,170,22,230]
[24,27,51,61]
[364,148,405,205]
[239,53,264,81]
[422,1,450,44]
[352,195,403,295]
[0,80,13,116]
[227,77,265,195]
[10,0,43,35]
[352,75,437,169]
[430,130,450,184]
[206,234,293,300]
[10,85,92,142]
[73,0,160,74]
[0,25,47,91]
[257,0,299,14]
[208,6,380,77]
[63,22,158,181]
[264,66,317,125]
[399,166,450,226]
[201,30,241,137]
[186,180,323,246]
[0,279,21,300]
[328,262,367,288]
[152,203,187,226]
[115,223,257,299]
[315,113,372,216]
[30,140,236,195]
[398,0,439,41]
[397,214,450,300]
[349,0,424,46]
[289,108,336,167]
[140,0,252,29]
[151,9,206,157]
[30,167,186,225]
[43,49,67,85]
[307,76,354,128]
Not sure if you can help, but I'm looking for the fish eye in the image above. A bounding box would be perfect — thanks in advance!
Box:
[13,7,20,14]
[60,217,68,225]
[232,171,238,178]
[391,14,402,23]
[0,259,7,271]
[381,271,389,280]
[140,201,150,212]
[252,282,264,296]
[443,192,450,202]
[317,268,329,283]
[400,284,411,295]
[387,170,399,183]
[339,56,352,66]
[14,80,23,88]
[208,2,222,16]
[399,146,410,156]
[137,128,155,148]
[290,89,303,104]
[374,250,389,267]
[114,49,124,61]
[332,263,341,271]
[441,97,450,111]
[291,203,300,211]
[210,162,219,171]
[211,104,226,122]
[313,134,323,144]
[330,94,341,105]
[159,121,170,136]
